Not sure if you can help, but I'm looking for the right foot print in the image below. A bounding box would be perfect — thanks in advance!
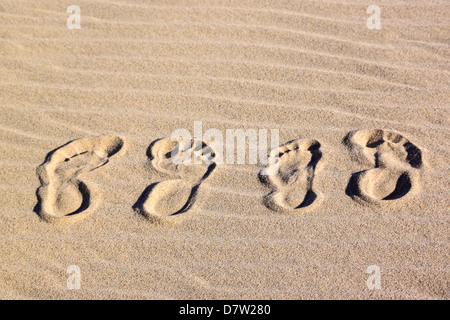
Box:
[134,138,216,224]
[259,139,323,212]
[35,135,125,224]
[343,129,423,206]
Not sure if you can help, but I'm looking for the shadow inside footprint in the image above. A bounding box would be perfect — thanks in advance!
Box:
[345,172,363,199]
[296,189,318,208]
[133,181,201,220]
[382,172,412,200]
[345,170,413,202]
[404,142,423,169]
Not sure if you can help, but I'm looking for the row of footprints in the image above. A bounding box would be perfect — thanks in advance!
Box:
[35,129,424,225]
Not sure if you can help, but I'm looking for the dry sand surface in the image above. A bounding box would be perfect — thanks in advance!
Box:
[0,0,449,299]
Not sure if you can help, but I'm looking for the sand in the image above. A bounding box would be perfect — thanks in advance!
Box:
[0,0,449,299]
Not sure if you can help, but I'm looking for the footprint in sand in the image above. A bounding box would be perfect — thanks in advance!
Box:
[343,129,423,206]
[133,138,216,224]
[35,135,125,224]
[259,139,323,212]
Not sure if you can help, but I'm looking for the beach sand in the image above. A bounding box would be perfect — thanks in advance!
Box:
[0,0,448,299]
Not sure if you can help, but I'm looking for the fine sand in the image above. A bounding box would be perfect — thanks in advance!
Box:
[0,0,449,299]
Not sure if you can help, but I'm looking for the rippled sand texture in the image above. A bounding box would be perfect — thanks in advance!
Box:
[0,0,448,299]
